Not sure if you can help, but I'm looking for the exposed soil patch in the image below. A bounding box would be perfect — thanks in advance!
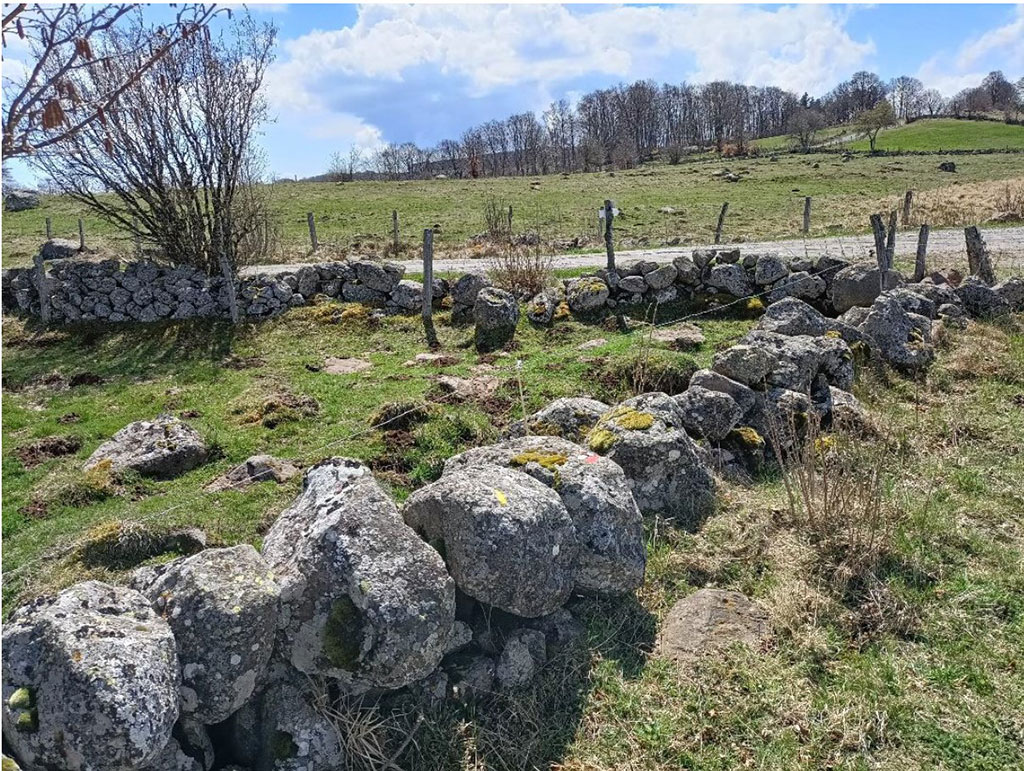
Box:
[15,435,83,468]
[403,352,460,367]
[222,355,265,370]
[57,412,81,424]
[69,371,104,387]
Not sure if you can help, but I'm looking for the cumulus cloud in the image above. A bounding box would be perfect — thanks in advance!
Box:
[267,3,875,114]
[918,5,1024,96]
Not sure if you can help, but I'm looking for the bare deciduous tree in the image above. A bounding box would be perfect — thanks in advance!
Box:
[2,3,219,158]
[786,107,826,152]
[30,12,277,320]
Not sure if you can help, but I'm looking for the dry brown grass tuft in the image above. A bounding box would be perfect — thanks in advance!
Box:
[487,245,554,298]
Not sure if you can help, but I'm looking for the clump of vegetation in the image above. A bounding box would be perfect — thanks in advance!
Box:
[75,519,185,570]
[510,449,569,472]
[323,595,363,671]
[291,300,346,325]
[234,390,320,428]
[368,401,431,431]
[591,350,698,400]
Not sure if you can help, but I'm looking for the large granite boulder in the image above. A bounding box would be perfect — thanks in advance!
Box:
[753,253,788,286]
[829,264,903,314]
[675,385,743,442]
[473,286,519,352]
[565,276,610,313]
[585,393,716,529]
[504,396,610,443]
[390,279,424,311]
[955,277,1011,318]
[84,415,208,479]
[756,297,862,344]
[263,458,456,691]
[403,464,579,617]
[353,260,404,293]
[2,581,180,771]
[688,369,757,417]
[444,436,645,596]
[131,545,280,724]
[740,329,855,393]
[4,189,40,212]
[857,293,934,373]
[706,264,754,298]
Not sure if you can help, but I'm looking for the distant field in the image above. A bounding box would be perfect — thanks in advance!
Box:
[751,125,849,151]
[4,121,1024,268]
[846,118,1024,152]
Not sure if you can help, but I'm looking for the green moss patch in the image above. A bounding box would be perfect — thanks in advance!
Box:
[323,595,363,671]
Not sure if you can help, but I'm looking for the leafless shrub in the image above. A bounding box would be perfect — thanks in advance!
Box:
[482,196,510,240]
[487,245,553,298]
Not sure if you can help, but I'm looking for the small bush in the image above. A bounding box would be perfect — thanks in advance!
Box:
[592,350,698,401]
[488,247,554,299]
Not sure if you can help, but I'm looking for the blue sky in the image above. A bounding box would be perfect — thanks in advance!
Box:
[6,4,1024,182]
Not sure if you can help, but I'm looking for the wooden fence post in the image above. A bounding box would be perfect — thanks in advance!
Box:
[913,224,929,282]
[507,205,513,234]
[802,197,811,234]
[392,210,399,251]
[422,228,438,347]
[869,213,888,292]
[902,190,913,227]
[307,212,318,251]
[45,217,52,240]
[77,218,85,251]
[885,210,897,269]
[603,199,615,271]
[965,226,996,285]
[33,253,50,324]
[715,202,729,245]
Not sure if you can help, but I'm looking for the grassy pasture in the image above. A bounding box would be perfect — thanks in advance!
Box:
[4,144,1023,268]
[2,301,1023,769]
[846,118,1024,152]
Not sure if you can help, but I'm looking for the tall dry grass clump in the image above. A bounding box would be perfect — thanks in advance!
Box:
[487,246,554,298]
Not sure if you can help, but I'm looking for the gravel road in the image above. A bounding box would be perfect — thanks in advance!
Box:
[243,225,1024,276]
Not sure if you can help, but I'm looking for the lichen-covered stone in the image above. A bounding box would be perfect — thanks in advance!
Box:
[353,260,404,293]
[263,458,456,691]
[248,679,344,771]
[496,629,547,688]
[586,393,716,529]
[504,396,610,443]
[452,272,491,307]
[675,385,743,442]
[474,286,519,352]
[403,464,578,617]
[565,276,610,313]
[131,545,280,724]
[712,344,773,386]
[444,436,645,596]
[741,329,855,393]
[205,454,301,492]
[84,415,208,479]
[753,253,788,286]
[2,581,179,771]
[858,293,935,373]
[526,288,559,324]
[756,297,862,344]
[688,369,757,417]
[389,279,424,311]
[955,278,1011,318]
[767,271,826,303]
[706,264,754,298]
[644,263,678,290]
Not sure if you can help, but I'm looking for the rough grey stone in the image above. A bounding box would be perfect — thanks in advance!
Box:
[673,255,701,285]
[526,288,559,324]
[474,287,519,352]
[768,271,826,303]
[390,279,424,311]
[353,260,404,293]
[263,458,456,691]
[403,464,578,617]
[39,238,79,261]
[84,415,208,479]
[618,275,647,294]
[706,263,754,297]
[858,293,935,373]
[689,369,757,417]
[4,189,40,212]
[675,385,743,442]
[206,454,301,492]
[496,629,547,688]
[742,329,855,393]
[565,276,610,313]
[955,278,1011,318]
[444,436,645,596]
[505,396,610,443]
[2,581,179,771]
[712,344,773,386]
[753,253,788,286]
[829,265,903,314]
[131,545,279,724]
[585,393,716,529]
[452,272,491,306]
[645,263,677,290]
[994,276,1024,312]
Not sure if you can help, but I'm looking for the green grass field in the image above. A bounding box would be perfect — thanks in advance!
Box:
[847,117,1024,152]
[4,130,1023,268]
[2,301,1023,769]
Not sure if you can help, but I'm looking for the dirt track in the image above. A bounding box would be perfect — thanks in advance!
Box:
[244,225,1024,276]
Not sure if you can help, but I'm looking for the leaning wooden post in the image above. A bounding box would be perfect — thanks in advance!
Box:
[965,226,996,285]
[45,217,52,240]
[902,190,913,227]
[306,212,318,252]
[507,204,513,234]
[33,252,51,324]
[913,224,929,282]
[802,196,811,234]
[885,210,898,270]
[603,199,615,271]
[869,213,888,292]
[392,209,399,251]
[715,202,729,245]
[77,218,85,251]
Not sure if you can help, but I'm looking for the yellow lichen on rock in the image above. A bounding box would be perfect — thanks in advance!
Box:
[510,450,569,472]
[587,428,618,453]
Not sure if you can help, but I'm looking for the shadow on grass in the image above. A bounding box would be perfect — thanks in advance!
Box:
[3,317,240,385]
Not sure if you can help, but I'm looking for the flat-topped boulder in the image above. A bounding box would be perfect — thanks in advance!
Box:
[84,415,208,479]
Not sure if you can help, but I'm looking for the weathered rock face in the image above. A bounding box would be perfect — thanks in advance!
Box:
[586,393,716,529]
[353,260,404,293]
[565,276,610,313]
[675,385,743,442]
[651,323,705,351]
[526,288,559,324]
[656,589,769,665]
[263,458,456,691]
[2,581,180,771]
[131,545,280,724]
[443,436,645,596]
[745,387,814,453]
[504,396,610,443]
[955,278,1011,318]
[753,253,788,286]
[757,297,862,345]
[389,279,424,311]
[829,386,873,434]
[886,287,937,320]
[645,263,678,290]
[741,329,855,393]
[473,286,520,352]
[712,344,773,386]
[829,265,903,314]
[140,736,204,771]
[496,629,547,689]
[452,272,491,307]
[994,276,1024,312]
[205,454,301,492]
[689,369,757,417]
[245,679,345,771]
[768,271,826,303]
[673,254,701,285]
[858,294,934,373]
[84,415,208,479]
[706,264,754,297]
[403,464,579,617]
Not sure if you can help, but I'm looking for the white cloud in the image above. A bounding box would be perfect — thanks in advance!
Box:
[918,5,1024,96]
[267,3,875,112]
